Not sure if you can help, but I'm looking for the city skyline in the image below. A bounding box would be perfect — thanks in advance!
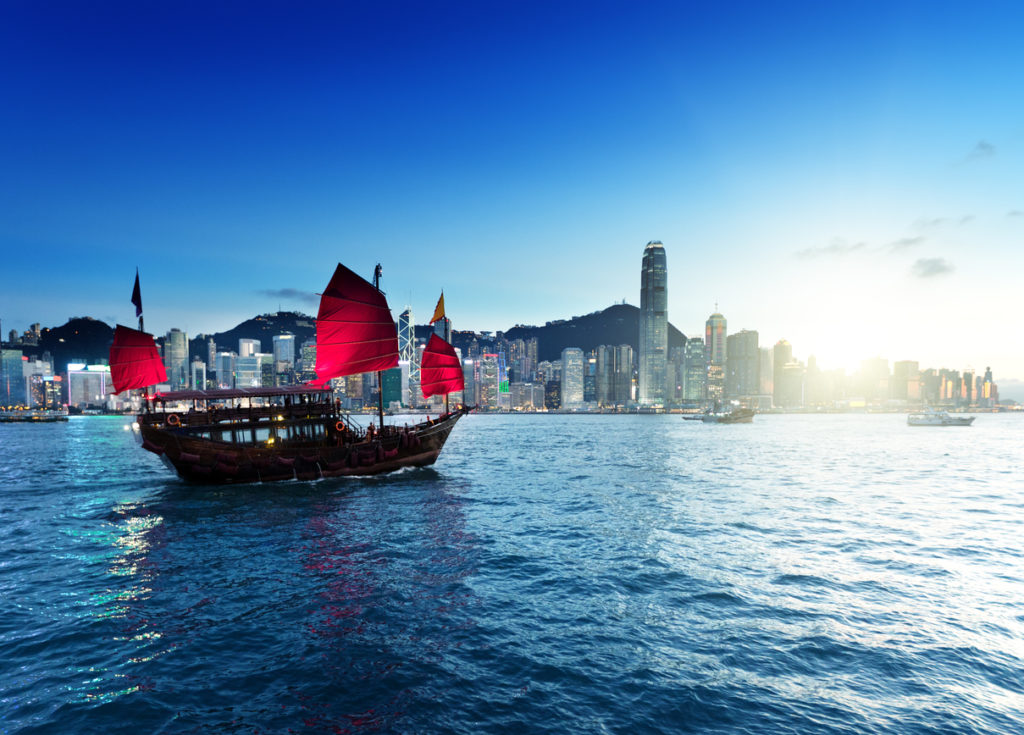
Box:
[2,3,1023,383]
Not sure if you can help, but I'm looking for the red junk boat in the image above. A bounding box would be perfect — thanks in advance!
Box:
[110,264,470,483]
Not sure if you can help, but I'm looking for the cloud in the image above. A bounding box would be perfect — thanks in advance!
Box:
[914,217,949,230]
[910,257,955,278]
[885,236,925,253]
[258,288,319,305]
[958,215,975,226]
[965,140,996,161]
[795,239,867,259]
[1008,210,1023,218]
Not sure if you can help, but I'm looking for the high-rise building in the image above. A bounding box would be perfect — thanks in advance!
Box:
[892,360,920,402]
[272,334,295,367]
[1,349,28,407]
[398,308,417,389]
[191,359,207,390]
[66,364,113,408]
[239,338,260,358]
[704,312,726,406]
[215,352,236,388]
[725,329,758,400]
[683,338,706,402]
[561,347,584,408]
[772,340,792,406]
[638,240,668,405]
[163,328,189,390]
[758,347,774,398]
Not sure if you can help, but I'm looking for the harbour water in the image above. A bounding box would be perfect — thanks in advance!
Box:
[1,414,1022,733]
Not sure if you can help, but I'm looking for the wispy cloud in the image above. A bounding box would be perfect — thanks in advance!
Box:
[795,239,867,259]
[958,215,975,226]
[1008,210,1023,218]
[258,288,319,305]
[885,236,925,253]
[965,140,996,162]
[911,257,955,278]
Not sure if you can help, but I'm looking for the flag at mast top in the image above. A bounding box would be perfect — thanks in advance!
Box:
[131,268,143,317]
[430,292,445,324]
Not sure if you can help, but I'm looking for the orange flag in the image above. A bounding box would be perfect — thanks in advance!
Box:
[430,292,446,324]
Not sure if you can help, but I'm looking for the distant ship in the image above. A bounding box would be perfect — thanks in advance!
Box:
[682,406,755,424]
[907,408,975,427]
[111,264,470,483]
[0,409,69,423]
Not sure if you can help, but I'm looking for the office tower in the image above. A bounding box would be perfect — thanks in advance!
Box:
[239,338,260,357]
[772,340,792,406]
[725,329,758,400]
[561,347,584,408]
[433,316,452,340]
[613,345,634,405]
[207,338,217,381]
[299,340,317,384]
[66,364,113,408]
[683,337,706,402]
[215,352,236,388]
[759,347,774,398]
[704,312,726,405]
[398,308,417,387]
[191,359,206,390]
[273,334,296,367]
[595,346,612,406]
[638,240,668,405]
[1,349,28,407]
[857,358,890,403]
[892,361,920,402]
[480,354,500,409]
[163,328,189,390]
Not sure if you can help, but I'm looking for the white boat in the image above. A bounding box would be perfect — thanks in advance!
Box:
[907,408,975,427]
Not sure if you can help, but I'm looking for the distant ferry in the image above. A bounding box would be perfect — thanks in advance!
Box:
[0,409,69,423]
[907,408,975,427]
[682,406,755,424]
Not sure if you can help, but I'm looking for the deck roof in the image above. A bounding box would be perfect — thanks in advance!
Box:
[153,385,332,401]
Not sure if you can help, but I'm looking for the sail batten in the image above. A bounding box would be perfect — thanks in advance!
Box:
[109,325,167,394]
[315,263,399,383]
[420,334,464,398]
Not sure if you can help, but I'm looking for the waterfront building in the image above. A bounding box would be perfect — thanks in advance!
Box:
[772,340,793,406]
[235,355,262,388]
[66,363,113,408]
[560,348,585,408]
[704,312,727,406]
[725,329,758,401]
[758,347,774,399]
[207,338,217,378]
[1,349,28,407]
[638,240,668,405]
[299,340,317,384]
[682,337,705,403]
[892,360,920,402]
[479,354,500,410]
[462,359,477,407]
[163,328,189,391]
[857,358,890,404]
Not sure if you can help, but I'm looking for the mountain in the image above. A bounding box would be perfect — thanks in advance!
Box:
[188,311,316,358]
[459,303,687,362]
[35,317,115,371]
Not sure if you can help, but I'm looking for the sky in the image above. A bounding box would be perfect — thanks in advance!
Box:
[2,1,1023,387]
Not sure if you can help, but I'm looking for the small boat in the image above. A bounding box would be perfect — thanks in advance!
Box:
[112,264,471,483]
[682,407,755,424]
[907,408,975,427]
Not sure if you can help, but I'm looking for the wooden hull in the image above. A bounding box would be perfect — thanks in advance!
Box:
[137,409,468,484]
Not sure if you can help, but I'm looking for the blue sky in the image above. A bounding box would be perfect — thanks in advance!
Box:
[2,1,1022,383]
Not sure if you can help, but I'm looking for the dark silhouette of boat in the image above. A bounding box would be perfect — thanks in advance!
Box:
[111,264,470,483]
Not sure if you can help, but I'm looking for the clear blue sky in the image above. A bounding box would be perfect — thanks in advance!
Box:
[2,1,1023,383]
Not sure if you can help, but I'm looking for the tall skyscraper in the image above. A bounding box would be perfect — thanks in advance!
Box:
[704,311,726,405]
[638,240,668,406]
[561,347,584,408]
[272,334,295,367]
[683,337,706,402]
[163,328,189,390]
[725,329,758,399]
[239,338,260,357]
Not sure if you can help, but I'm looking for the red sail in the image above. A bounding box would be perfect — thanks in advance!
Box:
[315,263,399,382]
[420,333,464,398]
[109,325,167,394]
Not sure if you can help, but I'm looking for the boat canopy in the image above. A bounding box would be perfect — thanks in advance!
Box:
[420,333,465,398]
[314,263,399,383]
[153,385,333,402]
[110,325,168,394]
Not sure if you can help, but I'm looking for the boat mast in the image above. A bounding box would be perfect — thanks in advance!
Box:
[135,268,149,405]
[373,263,385,430]
[444,315,450,416]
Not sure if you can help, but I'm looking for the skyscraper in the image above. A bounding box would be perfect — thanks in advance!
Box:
[638,240,667,406]
[561,347,584,408]
[704,311,726,405]
[163,328,189,390]
[725,329,758,399]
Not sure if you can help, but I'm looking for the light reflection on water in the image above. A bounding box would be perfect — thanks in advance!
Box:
[0,414,1022,733]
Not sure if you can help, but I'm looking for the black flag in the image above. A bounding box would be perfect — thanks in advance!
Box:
[131,269,143,317]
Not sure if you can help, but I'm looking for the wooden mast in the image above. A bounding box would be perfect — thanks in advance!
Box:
[373,263,385,430]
